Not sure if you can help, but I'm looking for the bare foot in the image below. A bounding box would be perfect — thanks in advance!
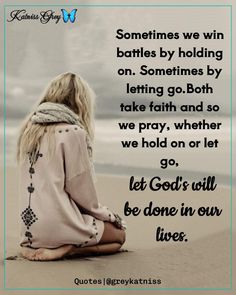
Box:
[21,245,73,261]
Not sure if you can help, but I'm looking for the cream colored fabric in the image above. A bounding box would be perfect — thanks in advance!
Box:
[19,124,116,249]
[30,102,96,182]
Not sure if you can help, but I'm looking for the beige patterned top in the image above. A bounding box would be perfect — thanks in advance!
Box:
[18,124,115,249]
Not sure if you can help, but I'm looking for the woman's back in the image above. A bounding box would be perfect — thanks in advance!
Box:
[19,124,109,249]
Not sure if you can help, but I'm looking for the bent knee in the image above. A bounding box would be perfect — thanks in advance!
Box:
[118,229,126,245]
[101,222,126,245]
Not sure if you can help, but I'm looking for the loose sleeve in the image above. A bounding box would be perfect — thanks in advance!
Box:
[62,126,116,223]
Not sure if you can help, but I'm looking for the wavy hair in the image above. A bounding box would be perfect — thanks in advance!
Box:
[16,72,95,164]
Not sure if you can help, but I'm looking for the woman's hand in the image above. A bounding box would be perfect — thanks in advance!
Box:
[113,213,127,230]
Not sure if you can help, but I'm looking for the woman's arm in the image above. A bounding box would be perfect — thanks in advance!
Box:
[61,125,117,223]
[65,169,116,223]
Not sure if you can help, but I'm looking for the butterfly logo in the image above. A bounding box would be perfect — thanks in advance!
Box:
[61,9,77,23]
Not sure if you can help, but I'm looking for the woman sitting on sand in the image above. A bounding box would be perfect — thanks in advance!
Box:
[16,72,126,261]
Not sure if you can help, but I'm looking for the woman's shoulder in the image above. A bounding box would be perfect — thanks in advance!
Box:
[54,124,86,140]
[55,123,85,132]
[53,124,89,161]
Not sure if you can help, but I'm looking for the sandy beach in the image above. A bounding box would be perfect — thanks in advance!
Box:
[0,166,235,294]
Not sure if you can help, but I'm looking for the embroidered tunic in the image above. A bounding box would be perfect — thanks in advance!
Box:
[19,124,116,249]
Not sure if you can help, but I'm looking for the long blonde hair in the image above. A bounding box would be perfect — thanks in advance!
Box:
[16,72,95,164]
